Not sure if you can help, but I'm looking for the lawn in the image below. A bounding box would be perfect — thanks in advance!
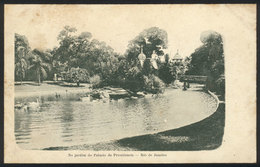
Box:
[15,81,91,98]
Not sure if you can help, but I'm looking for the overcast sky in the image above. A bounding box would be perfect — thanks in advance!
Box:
[6,4,255,58]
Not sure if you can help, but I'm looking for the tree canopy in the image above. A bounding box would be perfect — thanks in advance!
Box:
[118,27,170,92]
[185,30,224,93]
[186,30,224,76]
[14,27,224,95]
[125,27,168,62]
[51,26,122,86]
[15,33,31,83]
[27,49,52,84]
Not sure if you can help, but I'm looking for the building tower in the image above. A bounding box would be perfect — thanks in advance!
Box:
[172,49,183,62]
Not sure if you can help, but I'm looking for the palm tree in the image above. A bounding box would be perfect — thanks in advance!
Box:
[15,46,27,84]
[28,49,51,85]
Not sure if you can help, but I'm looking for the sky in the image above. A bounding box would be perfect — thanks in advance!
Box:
[6,4,256,58]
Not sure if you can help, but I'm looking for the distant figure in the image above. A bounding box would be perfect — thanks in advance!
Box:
[183,82,187,91]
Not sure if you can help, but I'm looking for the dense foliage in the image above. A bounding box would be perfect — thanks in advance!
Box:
[65,67,89,86]
[27,49,52,84]
[53,26,121,86]
[185,30,225,94]
[15,33,30,83]
[119,27,170,93]
[125,27,168,62]
[15,27,224,95]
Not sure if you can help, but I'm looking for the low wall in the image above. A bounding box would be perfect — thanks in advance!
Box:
[208,90,220,109]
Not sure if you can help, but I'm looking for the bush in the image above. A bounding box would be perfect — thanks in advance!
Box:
[66,67,89,83]
[158,63,175,84]
[143,74,165,94]
[89,74,101,88]
[123,66,143,92]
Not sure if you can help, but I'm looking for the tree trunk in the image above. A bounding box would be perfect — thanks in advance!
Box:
[38,75,41,85]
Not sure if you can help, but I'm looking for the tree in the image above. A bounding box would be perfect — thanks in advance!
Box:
[15,46,28,84]
[79,38,121,86]
[55,26,77,67]
[186,30,224,93]
[15,33,31,83]
[55,26,93,68]
[15,33,30,59]
[125,27,168,62]
[28,49,52,85]
[121,27,168,93]
[66,67,89,86]
[158,61,175,84]
[187,31,223,76]
[53,26,122,87]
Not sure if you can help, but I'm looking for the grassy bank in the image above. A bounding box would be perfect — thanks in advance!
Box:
[15,81,91,98]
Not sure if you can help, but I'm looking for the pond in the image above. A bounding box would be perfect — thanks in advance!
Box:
[14,88,217,150]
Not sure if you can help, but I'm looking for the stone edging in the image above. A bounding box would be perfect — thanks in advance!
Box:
[207,90,220,110]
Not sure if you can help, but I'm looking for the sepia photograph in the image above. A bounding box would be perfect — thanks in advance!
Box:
[4,4,256,163]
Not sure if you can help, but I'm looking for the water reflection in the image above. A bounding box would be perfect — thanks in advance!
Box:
[60,101,74,142]
[14,89,217,150]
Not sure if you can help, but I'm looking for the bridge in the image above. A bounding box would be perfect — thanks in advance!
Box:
[179,75,208,90]
[179,75,208,84]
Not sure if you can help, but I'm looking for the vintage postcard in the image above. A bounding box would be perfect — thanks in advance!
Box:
[4,4,256,163]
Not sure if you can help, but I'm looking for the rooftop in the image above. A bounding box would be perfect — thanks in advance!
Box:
[173,50,182,60]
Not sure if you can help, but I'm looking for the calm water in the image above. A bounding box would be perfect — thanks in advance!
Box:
[15,89,217,150]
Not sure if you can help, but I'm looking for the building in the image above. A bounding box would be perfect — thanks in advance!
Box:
[172,49,183,62]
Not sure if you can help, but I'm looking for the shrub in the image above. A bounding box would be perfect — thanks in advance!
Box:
[123,66,143,92]
[158,63,175,84]
[89,74,101,88]
[66,67,89,83]
[143,74,165,94]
